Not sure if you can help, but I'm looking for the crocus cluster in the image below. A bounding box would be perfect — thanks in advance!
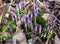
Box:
[14,0,42,34]
[13,0,52,35]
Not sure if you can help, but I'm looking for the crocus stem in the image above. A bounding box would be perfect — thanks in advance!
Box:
[24,16,28,32]
[39,25,41,33]
[30,10,33,31]
[16,3,20,18]
[19,2,21,11]
[31,22,33,31]
[35,26,37,34]
[25,22,27,32]
[34,0,36,25]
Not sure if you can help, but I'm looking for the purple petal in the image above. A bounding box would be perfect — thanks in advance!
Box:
[35,3,39,14]
[32,29,35,33]
[23,15,28,26]
[30,10,33,16]
[19,2,22,10]
[16,3,19,10]
[47,25,50,30]
[34,3,39,16]
[28,16,31,23]
[13,12,16,18]
[34,26,37,32]
[12,16,14,22]
[30,10,33,15]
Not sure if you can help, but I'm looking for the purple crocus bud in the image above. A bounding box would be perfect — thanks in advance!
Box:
[34,26,37,32]
[51,9,54,14]
[39,25,42,33]
[30,10,33,18]
[34,8,37,16]
[19,2,22,10]
[29,15,31,20]
[12,16,14,22]
[32,28,35,33]
[28,15,31,24]
[47,25,50,30]
[13,12,16,18]
[16,3,19,11]
[34,3,39,16]
[27,17,30,23]
[24,15,28,31]
[18,16,21,21]
[24,15,28,22]
[34,8,37,25]
[35,3,39,15]
[30,9,34,16]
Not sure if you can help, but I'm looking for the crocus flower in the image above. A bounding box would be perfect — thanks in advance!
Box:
[19,2,22,10]
[35,3,39,15]
[32,29,35,33]
[47,25,50,30]
[30,10,34,30]
[30,10,33,17]
[34,25,38,34]
[34,3,39,26]
[34,2,39,16]
[30,9,34,16]
[34,8,37,16]
[13,12,16,18]
[16,3,19,11]
[34,25,37,32]
[29,15,31,21]
[32,8,36,27]
[27,16,30,23]
[18,16,22,21]
[30,10,33,24]
[28,15,32,24]
[28,14,33,31]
